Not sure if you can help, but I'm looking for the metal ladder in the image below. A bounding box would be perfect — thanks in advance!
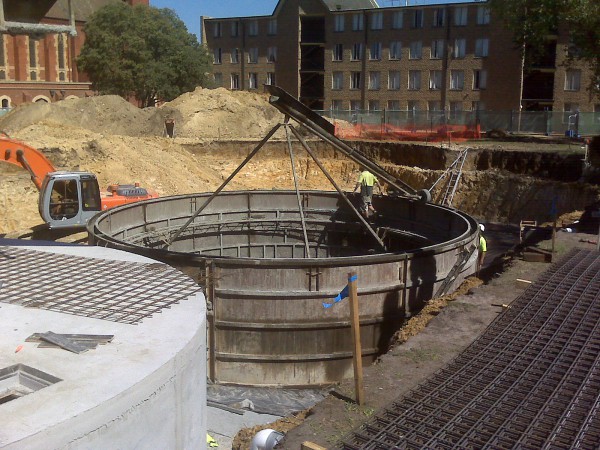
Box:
[434,243,477,298]
[430,148,469,207]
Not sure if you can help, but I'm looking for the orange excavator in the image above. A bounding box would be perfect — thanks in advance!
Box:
[1,134,158,229]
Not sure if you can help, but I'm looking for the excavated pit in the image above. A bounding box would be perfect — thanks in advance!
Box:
[88,190,479,387]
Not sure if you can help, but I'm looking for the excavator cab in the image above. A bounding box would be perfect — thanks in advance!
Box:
[39,172,102,229]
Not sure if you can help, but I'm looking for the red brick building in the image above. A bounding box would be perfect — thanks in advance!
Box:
[0,0,148,108]
[202,0,599,113]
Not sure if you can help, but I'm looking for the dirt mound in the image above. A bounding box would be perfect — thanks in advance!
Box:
[0,87,283,140]
[162,87,284,140]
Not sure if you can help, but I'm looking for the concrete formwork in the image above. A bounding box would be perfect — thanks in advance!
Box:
[87,190,479,387]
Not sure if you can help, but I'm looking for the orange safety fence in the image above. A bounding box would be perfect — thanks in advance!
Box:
[334,122,481,142]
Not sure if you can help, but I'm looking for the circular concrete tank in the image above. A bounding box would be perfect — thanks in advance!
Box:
[87,190,479,387]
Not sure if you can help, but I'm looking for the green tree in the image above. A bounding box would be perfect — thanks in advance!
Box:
[77,3,211,107]
[489,0,600,95]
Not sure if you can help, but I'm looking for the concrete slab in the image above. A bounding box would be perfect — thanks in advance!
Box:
[0,240,207,449]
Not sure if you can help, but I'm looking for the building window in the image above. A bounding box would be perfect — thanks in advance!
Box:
[231,21,240,37]
[392,11,403,29]
[248,73,258,90]
[429,101,442,111]
[28,37,39,81]
[266,72,276,85]
[408,70,421,90]
[409,41,422,59]
[332,100,343,110]
[450,101,463,113]
[231,73,240,90]
[475,38,489,57]
[352,43,363,61]
[213,22,222,38]
[333,44,343,61]
[267,19,277,35]
[564,103,579,113]
[371,12,383,30]
[0,35,6,80]
[388,100,400,110]
[408,100,419,112]
[57,33,68,82]
[454,7,467,26]
[350,100,361,111]
[267,47,277,63]
[369,71,381,90]
[472,101,485,111]
[450,70,465,90]
[213,48,222,64]
[454,38,466,58]
[248,48,258,64]
[334,15,345,32]
[565,70,581,91]
[412,9,424,28]
[431,40,444,59]
[332,71,344,90]
[352,13,364,31]
[476,6,490,25]
[368,100,380,111]
[213,73,223,86]
[231,48,240,63]
[389,41,402,60]
[429,70,442,90]
[433,8,445,28]
[473,69,487,89]
[248,20,258,36]
[388,71,400,90]
[351,72,361,89]
[370,42,382,60]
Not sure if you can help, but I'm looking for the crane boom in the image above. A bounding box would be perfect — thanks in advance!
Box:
[0,135,57,190]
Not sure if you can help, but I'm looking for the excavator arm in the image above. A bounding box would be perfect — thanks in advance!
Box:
[0,134,57,190]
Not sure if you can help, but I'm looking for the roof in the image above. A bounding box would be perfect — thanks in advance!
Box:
[321,0,379,10]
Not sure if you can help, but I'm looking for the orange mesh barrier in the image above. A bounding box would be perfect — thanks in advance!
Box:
[335,122,481,142]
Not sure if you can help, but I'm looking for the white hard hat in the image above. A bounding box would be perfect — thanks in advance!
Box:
[479,224,485,232]
[250,429,284,450]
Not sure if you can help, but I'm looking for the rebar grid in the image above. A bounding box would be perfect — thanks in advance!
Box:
[0,246,200,324]
[340,249,600,449]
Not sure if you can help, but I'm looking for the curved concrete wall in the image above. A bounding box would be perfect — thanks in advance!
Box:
[0,242,206,449]
[87,190,479,387]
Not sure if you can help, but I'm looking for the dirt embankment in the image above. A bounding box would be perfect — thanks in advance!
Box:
[1,87,597,236]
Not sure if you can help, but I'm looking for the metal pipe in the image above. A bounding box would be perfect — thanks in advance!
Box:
[284,120,311,258]
[164,122,283,248]
[289,125,387,251]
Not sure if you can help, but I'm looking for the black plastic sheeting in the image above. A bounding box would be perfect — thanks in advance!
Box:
[207,384,328,417]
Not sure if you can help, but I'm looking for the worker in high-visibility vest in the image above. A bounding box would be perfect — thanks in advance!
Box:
[353,167,382,218]
[477,223,487,276]
[207,434,218,448]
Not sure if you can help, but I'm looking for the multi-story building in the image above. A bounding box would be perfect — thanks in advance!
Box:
[202,0,598,113]
[0,0,147,108]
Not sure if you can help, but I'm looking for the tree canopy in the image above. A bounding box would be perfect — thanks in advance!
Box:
[77,3,212,107]
[490,0,600,95]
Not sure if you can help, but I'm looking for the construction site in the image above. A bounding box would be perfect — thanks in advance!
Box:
[1,85,600,449]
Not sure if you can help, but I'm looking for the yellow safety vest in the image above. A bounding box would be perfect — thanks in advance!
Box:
[479,236,487,252]
[207,434,218,448]
[358,171,378,187]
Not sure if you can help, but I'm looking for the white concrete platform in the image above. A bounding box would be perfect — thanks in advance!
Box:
[0,240,206,449]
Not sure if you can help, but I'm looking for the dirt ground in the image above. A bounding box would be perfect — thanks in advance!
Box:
[0,88,596,449]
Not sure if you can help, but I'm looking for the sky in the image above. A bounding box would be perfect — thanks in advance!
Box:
[149,0,472,42]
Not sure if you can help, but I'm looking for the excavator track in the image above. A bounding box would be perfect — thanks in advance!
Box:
[340,248,600,449]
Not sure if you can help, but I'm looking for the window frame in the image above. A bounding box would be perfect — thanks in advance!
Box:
[408,70,421,90]
[409,41,422,60]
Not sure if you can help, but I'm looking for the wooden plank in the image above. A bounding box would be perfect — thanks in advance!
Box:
[516,279,532,288]
[26,333,114,343]
[302,442,327,450]
[523,252,548,263]
[348,272,364,406]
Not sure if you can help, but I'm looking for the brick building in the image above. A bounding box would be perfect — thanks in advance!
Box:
[202,0,599,113]
[0,0,147,108]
